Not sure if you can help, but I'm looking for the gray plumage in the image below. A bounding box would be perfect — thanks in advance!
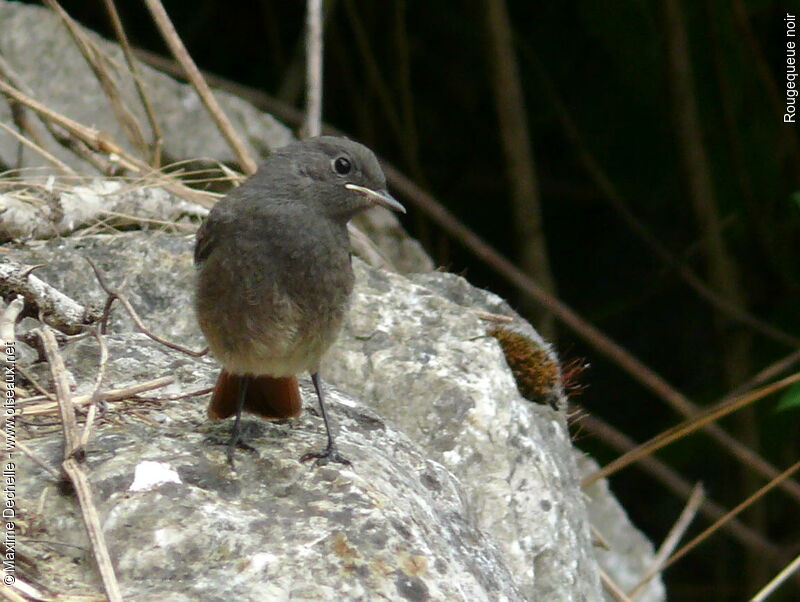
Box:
[194,136,402,378]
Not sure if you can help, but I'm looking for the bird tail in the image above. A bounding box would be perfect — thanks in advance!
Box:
[207,370,303,420]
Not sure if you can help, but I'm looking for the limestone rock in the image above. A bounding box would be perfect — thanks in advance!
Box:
[7,229,663,600]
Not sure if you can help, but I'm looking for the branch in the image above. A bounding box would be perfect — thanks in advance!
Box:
[87,258,207,357]
[0,261,99,334]
[142,0,257,174]
[484,0,556,338]
[101,0,164,166]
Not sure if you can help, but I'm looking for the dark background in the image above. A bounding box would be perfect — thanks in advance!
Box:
[19,0,800,598]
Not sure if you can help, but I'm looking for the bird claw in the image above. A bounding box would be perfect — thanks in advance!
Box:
[225,436,256,469]
[300,445,351,467]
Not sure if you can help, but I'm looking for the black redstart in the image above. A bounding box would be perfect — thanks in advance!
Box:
[194,136,405,466]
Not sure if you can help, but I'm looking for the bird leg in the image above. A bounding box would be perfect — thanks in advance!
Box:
[225,375,249,467]
[300,372,351,466]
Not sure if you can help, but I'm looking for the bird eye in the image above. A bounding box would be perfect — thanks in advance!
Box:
[332,156,352,175]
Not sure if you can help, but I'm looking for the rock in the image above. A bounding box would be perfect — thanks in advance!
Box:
[325,261,601,600]
[351,208,434,274]
[4,230,667,601]
[16,335,525,601]
[0,179,206,243]
[579,455,667,602]
[0,0,293,173]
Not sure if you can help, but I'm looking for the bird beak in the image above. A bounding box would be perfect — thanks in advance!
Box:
[345,183,406,214]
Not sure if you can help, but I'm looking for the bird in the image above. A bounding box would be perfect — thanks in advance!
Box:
[193,136,405,466]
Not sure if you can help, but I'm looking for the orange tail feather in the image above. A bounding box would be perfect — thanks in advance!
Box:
[208,370,302,420]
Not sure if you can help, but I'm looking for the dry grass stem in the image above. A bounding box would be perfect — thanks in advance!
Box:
[79,329,108,447]
[38,327,80,457]
[0,79,213,207]
[101,0,164,166]
[2,431,60,480]
[473,310,515,324]
[600,568,633,602]
[664,460,800,571]
[347,223,395,270]
[583,371,800,487]
[42,0,148,157]
[21,376,174,417]
[61,457,123,602]
[0,583,30,602]
[38,327,123,600]
[580,411,784,562]
[750,552,800,602]
[303,0,323,138]
[628,483,704,598]
[0,121,76,175]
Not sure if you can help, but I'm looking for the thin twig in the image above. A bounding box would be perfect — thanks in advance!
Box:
[517,38,800,349]
[0,77,213,206]
[628,483,704,598]
[142,0,257,174]
[664,460,800,571]
[584,372,800,487]
[42,0,148,157]
[1,431,60,480]
[342,0,404,143]
[303,0,324,138]
[726,348,800,400]
[484,0,556,338]
[80,329,108,447]
[0,121,76,175]
[579,411,784,562]
[153,386,212,401]
[750,552,800,602]
[600,568,633,602]
[16,365,54,400]
[38,327,80,458]
[0,78,136,169]
[86,258,207,358]
[101,0,164,166]
[347,222,395,270]
[473,310,515,324]
[61,457,123,602]
[0,585,29,602]
[21,376,174,417]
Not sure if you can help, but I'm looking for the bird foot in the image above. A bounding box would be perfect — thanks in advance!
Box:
[225,435,257,469]
[300,444,351,467]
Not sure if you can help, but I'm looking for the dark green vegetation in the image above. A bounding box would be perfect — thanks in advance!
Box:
[24,0,800,598]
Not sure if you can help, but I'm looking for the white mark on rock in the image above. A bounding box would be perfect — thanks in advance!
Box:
[129,461,182,492]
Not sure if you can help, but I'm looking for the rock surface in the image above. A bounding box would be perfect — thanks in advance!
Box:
[18,335,525,601]
[5,227,664,601]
